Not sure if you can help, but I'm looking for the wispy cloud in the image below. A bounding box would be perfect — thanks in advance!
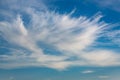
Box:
[81,70,94,74]
[90,0,120,12]
[98,75,109,79]
[0,0,120,70]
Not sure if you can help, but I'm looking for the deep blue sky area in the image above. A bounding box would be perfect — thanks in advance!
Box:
[45,0,120,22]
[0,0,120,80]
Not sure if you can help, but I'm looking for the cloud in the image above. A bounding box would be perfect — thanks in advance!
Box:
[81,70,94,74]
[0,0,120,70]
[106,30,120,46]
[80,50,120,66]
[90,0,120,12]
[98,75,109,79]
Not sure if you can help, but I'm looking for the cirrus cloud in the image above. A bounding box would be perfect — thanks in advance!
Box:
[0,0,120,70]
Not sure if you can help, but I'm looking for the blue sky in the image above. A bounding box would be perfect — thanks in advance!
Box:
[0,0,120,80]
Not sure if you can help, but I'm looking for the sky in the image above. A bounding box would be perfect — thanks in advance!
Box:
[0,0,120,80]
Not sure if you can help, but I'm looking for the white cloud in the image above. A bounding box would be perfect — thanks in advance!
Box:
[98,75,109,79]
[80,50,120,66]
[0,1,120,70]
[91,0,120,12]
[106,30,120,46]
[81,70,94,74]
